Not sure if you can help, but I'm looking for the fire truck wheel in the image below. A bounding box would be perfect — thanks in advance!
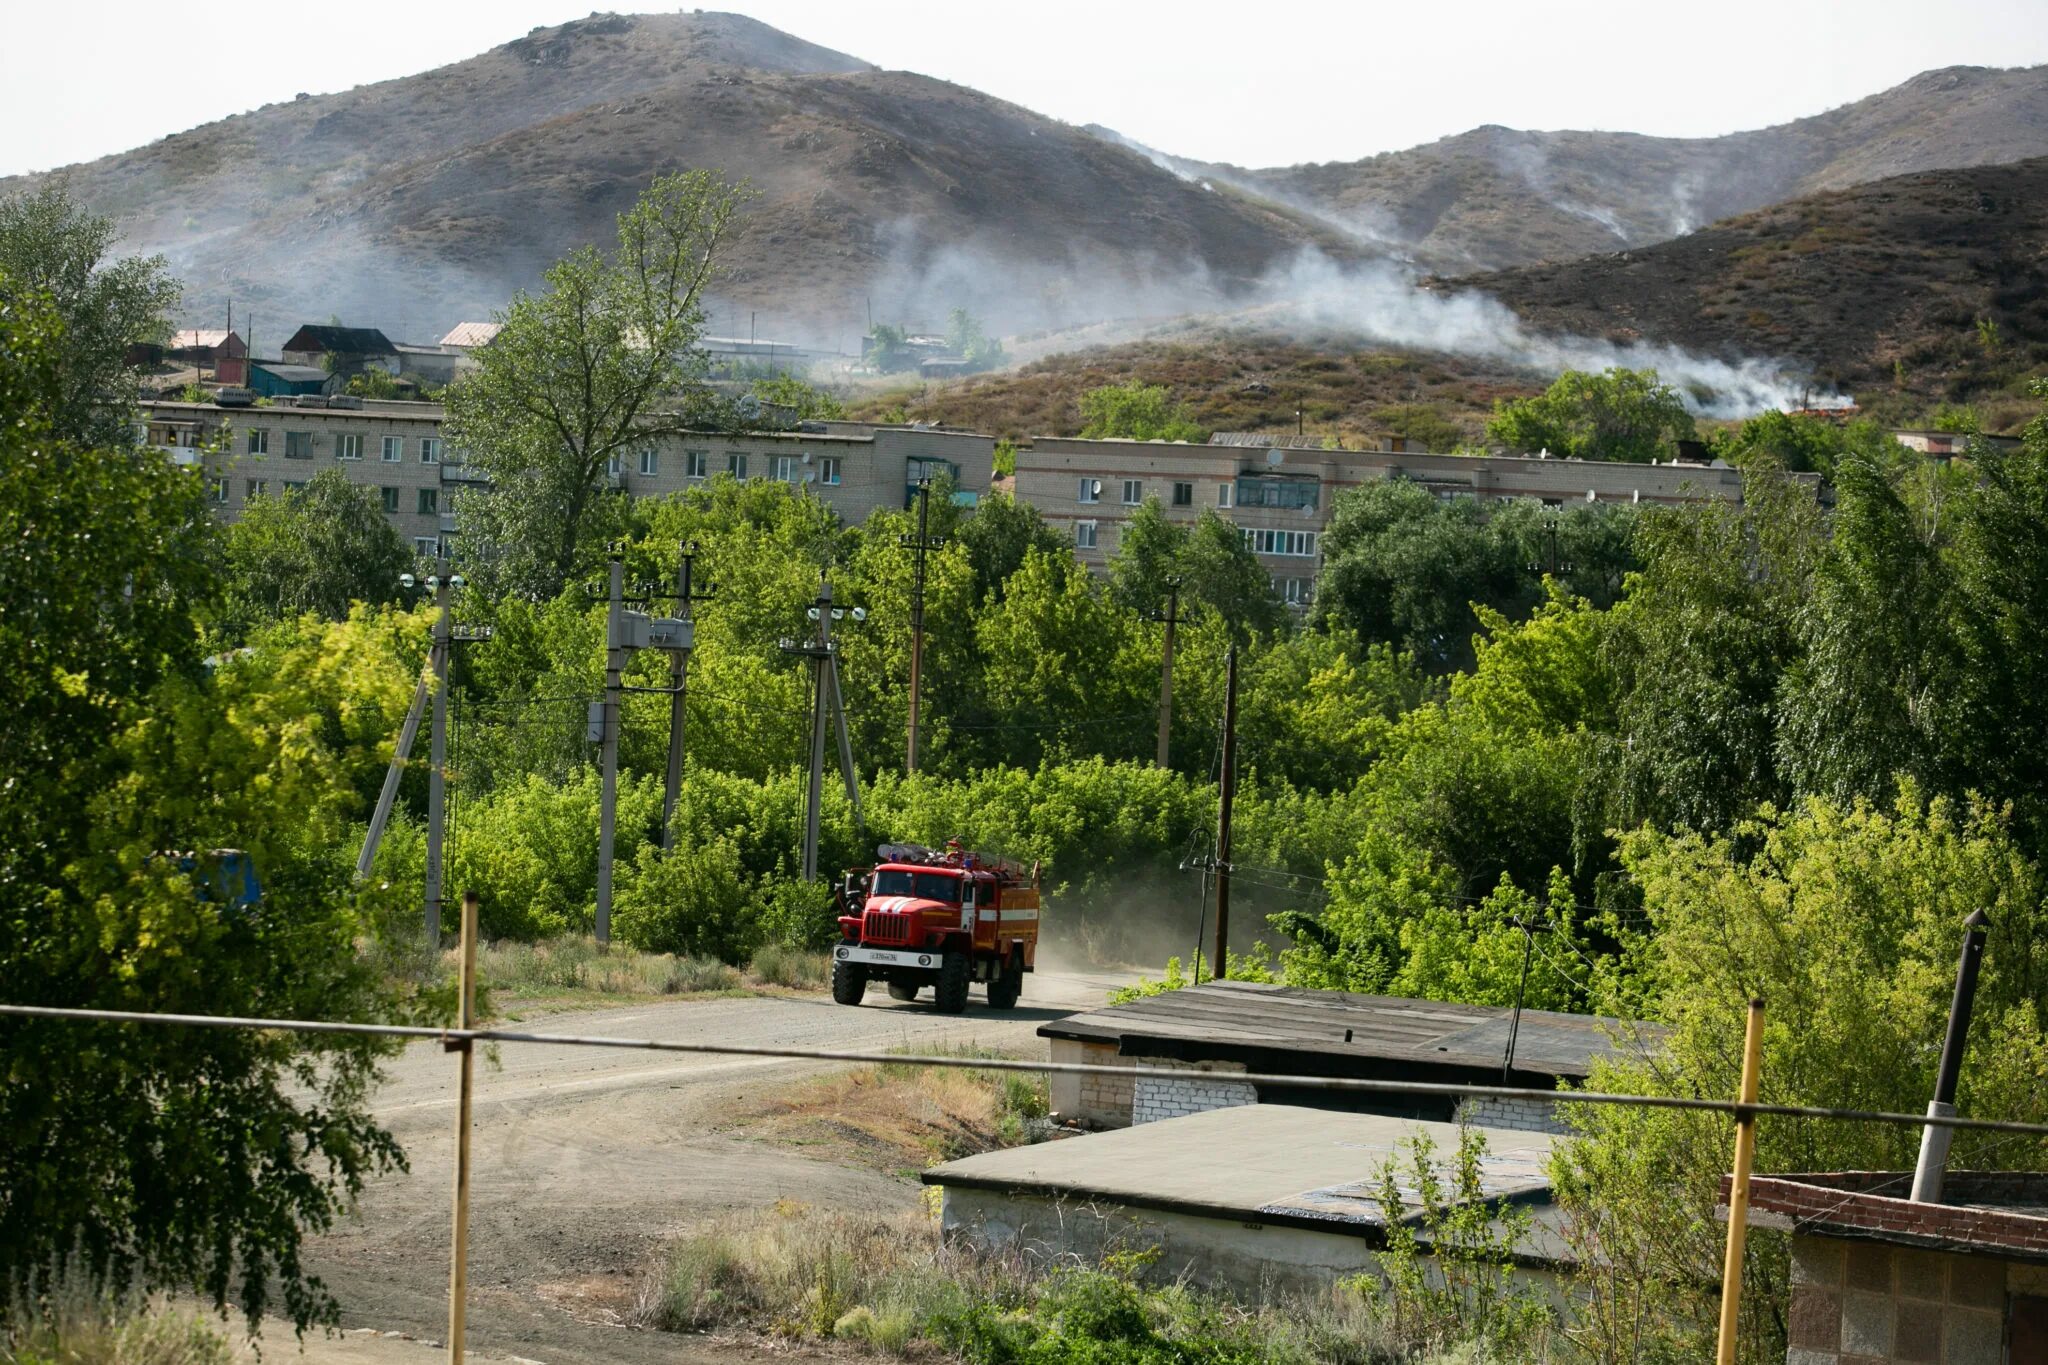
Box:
[886,981,920,1002]
[934,952,970,1014]
[832,956,868,1006]
[986,957,1023,1010]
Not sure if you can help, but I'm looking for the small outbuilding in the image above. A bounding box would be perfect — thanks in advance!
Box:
[247,360,333,398]
[924,1103,1571,1299]
[280,325,398,377]
[1726,1169,2048,1363]
[1041,980,1661,1133]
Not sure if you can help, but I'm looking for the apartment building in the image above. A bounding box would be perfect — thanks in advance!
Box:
[140,400,996,558]
[1016,436,1749,604]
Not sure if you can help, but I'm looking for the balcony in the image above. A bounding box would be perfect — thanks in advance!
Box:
[440,462,492,486]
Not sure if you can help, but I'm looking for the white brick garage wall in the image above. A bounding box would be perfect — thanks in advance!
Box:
[1132,1058,1257,1125]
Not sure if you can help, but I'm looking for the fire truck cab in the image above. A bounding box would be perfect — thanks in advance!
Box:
[830,842,1040,1013]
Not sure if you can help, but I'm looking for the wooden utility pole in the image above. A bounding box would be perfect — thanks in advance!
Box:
[595,557,624,944]
[901,478,945,774]
[1714,998,1767,1365]
[1150,579,1181,769]
[423,572,453,947]
[446,891,479,1365]
[662,542,713,851]
[1213,643,1239,974]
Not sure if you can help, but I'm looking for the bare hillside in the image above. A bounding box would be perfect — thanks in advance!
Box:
[6,11,1350,343]
[1136,65,2048,272]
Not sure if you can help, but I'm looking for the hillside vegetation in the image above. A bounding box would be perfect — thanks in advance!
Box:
[1463,156,2048,431]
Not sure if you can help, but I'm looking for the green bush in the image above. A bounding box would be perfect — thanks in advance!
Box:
[612,836,757,962]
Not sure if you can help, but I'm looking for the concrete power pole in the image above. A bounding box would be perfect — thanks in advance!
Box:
[1150,578,1182,769]
[423,572,454,947]
[900,478,945,774]
[662,542,713,851]
[781,577,865,880]
[1212,642,1239,977]
[595,557,625,945]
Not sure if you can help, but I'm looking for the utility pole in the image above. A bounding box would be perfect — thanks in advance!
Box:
[1149,578,1182,769]
[901,477,946,773]
[595,556,624,945]
[780,577,866,880]
[1213,642,1239,975]
[423,571,453,947]
[663,542,713,851]
[1911,908,1992,1203]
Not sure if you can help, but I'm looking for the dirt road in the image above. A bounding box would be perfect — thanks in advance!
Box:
[285,967,1132,1365]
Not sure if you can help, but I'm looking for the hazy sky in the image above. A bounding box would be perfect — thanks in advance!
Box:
[4,0,2044,178]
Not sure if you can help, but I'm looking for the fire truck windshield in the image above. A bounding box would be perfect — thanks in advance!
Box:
[870,869,961,903]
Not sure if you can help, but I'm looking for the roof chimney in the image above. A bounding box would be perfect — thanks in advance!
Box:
[1910,908,1991,1203]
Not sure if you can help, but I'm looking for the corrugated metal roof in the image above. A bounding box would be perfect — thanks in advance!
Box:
[439,322,502,349]
[1040,980,1661,1080]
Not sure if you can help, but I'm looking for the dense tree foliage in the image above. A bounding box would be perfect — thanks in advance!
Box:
[1485,366,1696,463]
[217,469,415,640]
[0,277,431,1331]
[1077,379,1207,443]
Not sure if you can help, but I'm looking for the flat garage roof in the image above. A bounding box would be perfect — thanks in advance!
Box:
[923,1103,1556,1235]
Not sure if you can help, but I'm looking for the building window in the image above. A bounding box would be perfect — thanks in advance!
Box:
[1075,520,1098,550]
[1122,479,1142,505]
[380,487,400,514]
[639,449,659,477]
[606,453,622,478]
[245,478,267,501]
[283,480,307,491]
[1078,477,1101,504]
[336,433,362,460]
[419,438,441,465]
[1277,576,1313,606]
[1241,528,1319,557]
[727,452,748,479]
[414,536,440,556]
[1172,481,1193,507]
[417,488,439,515]
[382,436,403,462]
[246,429,269,455]
[820,456,842,486]
[686,450,708,479]
[770,454,798,482]
[207,476,229,505]
[1217,482,1233,509]
[1236,476,1318,510]
[284,430,315,459]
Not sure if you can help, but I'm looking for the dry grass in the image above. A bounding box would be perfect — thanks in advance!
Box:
[717,1044,1052,1171]
[475,937,746,1006]
[2,1288,231,1365]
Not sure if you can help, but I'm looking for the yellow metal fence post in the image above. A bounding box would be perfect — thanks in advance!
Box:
[1715,997,1766,1365]
[447,891,479,1364]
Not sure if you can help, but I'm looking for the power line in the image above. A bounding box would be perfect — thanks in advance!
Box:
[6,1001,2048,1139]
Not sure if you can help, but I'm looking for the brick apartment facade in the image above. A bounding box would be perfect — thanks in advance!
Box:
[1016,436,1749,604]
[141,401,995,557]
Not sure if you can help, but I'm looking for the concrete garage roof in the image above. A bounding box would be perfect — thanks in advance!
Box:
[1041,980,1661,1083]
[925,1104,1556,1236]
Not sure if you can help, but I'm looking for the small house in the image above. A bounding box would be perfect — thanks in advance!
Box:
[247,360,333,398]
[168,329,248,385]
[280,325,398,377]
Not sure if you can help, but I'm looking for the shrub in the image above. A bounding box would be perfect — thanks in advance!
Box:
[747,944,829,990]
[612,836,758,962]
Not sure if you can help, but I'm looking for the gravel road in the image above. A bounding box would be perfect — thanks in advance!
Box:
[282,967,1133,1365]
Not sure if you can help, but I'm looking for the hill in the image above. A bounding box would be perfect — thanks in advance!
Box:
[9,11,1351,342]
[1458,157,2048,430]
[1144,65,2048,272]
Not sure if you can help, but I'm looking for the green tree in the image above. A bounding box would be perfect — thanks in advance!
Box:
[1485,367,1697,463]
[0,183,180,447]
[945,307,1005,371]
[749,373,846,421]
[0,281,423,1331]
[953,490,1070,603]
[1310,477,1515,669]
[1106,497,1185,615]
[1554,791,2048,1363]
[445,171,750,598]
[218,468,414,640]
[1077,380,1206,443]
[1177,508,1286,640]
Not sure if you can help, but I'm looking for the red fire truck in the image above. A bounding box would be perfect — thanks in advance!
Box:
[830,842,1041,1013]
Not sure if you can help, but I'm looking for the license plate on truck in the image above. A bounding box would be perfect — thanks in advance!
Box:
[836,945,937,969]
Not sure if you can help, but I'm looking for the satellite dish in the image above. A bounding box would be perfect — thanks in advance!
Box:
[736,394,762,420]
[1266,449,1283,466]
[803,471,816,484]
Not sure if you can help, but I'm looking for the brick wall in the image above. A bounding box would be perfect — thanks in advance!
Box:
[1783,1232,2032,1364]
[1048,1039,1133,1129]
[1452,1094,1572,1136]
[1131,1058,1256,1126]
